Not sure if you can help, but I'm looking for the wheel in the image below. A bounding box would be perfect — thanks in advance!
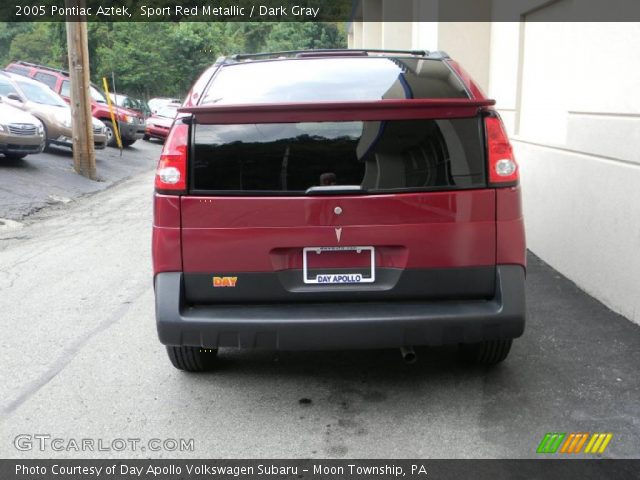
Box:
[143,134,150,141]
[121,138,136,147]
[42,124,50,151]
[166,346,218,372]
[4,153,27,160]
[460,339,512,365]
[103,120,117,147]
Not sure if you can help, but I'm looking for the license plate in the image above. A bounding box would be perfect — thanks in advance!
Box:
[302,246,375,284]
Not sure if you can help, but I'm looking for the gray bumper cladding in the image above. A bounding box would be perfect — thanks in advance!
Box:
[155,266,526,351]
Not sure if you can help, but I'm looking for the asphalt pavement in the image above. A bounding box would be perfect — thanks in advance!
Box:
[0,140,161,221]
[0,147,639,459]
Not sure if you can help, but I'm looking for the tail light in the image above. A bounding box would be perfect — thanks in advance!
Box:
[155,122,188,193]
[485,114,519,186]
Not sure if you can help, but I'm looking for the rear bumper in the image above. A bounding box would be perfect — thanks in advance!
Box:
[155,265,525,350]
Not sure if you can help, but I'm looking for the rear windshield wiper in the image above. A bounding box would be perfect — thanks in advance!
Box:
[305,185,365,195]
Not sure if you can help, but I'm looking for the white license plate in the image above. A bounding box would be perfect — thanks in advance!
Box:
[302,246,375,284]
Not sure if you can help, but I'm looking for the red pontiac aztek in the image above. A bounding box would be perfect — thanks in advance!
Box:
[152,49,526,371]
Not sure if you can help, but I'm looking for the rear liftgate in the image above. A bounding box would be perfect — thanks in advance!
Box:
[173,98,500,306]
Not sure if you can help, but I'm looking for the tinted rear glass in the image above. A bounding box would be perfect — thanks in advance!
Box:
[6,65,30,77]
[34,72,57,89]
[200,58,468,105]
[192,119,485,194]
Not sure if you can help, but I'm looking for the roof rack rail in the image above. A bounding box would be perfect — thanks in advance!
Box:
[15,60,70,77]
[429,50,450,59]
[229,48,430,61]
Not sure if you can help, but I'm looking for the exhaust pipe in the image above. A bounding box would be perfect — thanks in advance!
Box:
[400,346,417,364]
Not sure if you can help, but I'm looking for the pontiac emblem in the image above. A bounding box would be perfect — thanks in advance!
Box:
[335,227,342,242]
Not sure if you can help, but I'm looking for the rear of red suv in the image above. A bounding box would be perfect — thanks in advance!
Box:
[152,50,526,371]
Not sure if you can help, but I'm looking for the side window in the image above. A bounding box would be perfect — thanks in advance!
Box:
[6,65,30,77]
[0,78,19,97]
[34,72,57,90]
[60,80,70,98]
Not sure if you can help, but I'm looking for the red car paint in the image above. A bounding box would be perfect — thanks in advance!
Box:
[180,98,496,124]
[145,123,171,140]
[179,190,496,272]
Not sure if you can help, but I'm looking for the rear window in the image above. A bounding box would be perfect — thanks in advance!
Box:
[34,72,57,90]
[191,118,485,194]
[6,65,30,77]
[200,57,468,105]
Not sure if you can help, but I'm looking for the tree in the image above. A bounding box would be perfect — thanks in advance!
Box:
[3,21,348,98]
[7,23,64,67]
[0,22,35,66]
[95,23,175,97]
[263,22,346,52]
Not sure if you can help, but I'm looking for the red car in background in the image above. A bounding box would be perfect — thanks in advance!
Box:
[143,104,178,142]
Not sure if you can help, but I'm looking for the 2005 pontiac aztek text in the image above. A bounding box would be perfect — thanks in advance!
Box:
[152,49,526,372]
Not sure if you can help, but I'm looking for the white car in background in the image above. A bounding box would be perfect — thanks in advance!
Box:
[147,97,181,114]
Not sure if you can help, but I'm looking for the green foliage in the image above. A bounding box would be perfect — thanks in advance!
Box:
[1,21,347,98]
[3,23,64,68]
[263,22,346,51]
[0,22,35,65]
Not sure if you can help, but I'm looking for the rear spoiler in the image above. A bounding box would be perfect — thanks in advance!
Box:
[179,98,496,124]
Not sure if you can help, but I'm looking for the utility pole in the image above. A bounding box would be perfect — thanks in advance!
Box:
[65,0,96,180]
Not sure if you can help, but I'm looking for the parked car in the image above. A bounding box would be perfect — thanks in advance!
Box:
[0,96,45,160]
[143,104,178,141]
[0,72,107,151]
[153,49,526,372]
[147,97,181,114]
[109,93,151,119]
[5,61,144,147]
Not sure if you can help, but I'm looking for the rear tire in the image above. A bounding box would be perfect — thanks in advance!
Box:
[143,134,150,140]
[460,339,512,365]
[166,346,218,372]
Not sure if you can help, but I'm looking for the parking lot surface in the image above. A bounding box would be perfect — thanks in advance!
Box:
[0,146,639,458]
[0,141,159,221]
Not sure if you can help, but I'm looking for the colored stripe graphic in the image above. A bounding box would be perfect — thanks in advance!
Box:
[537,433,566,453]
[584,433,613,454]
[573,433,589,453]
[540,433,613,454]
[560,432,589,453]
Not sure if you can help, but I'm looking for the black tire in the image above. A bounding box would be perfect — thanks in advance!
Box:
[42,123,50,151]
[103,120,117,147]
[166,346,218,372]
[143,134,150,141]
[122,138,136,147]
[460,339,513,365]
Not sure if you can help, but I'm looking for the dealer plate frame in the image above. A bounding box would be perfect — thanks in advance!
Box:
[302,246,376,285]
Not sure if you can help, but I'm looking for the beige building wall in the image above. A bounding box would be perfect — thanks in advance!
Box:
[492,20,640,326]
[348,6,640,324]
